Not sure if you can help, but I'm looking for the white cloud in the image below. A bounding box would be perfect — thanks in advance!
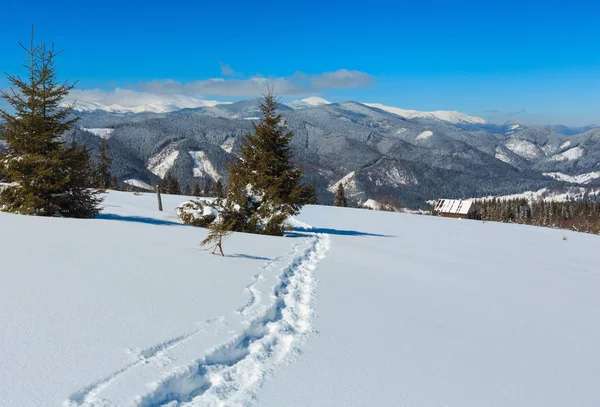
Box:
[134,69,373,97]
[62,69,373,112]
[135,76,306,97]
[310,69,373,89]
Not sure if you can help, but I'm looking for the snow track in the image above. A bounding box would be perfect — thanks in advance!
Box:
[64,227,330,407]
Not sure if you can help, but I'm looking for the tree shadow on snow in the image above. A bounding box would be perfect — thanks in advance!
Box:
[95,214,185,227]
[227,253,273,261]
[287,227,394,238]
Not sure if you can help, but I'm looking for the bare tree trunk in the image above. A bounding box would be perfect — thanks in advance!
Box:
[210,236,225,256]
[156,185,163,211]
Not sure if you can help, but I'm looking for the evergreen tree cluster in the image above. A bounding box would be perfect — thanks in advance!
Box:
[161,172,181,195]
[0,36,101,217]
[161,176,225,197]
[474,198,600,234]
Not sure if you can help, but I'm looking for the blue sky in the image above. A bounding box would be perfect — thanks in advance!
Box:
[1,0,599,125]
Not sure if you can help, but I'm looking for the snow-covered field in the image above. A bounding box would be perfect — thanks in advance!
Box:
[1,191,599,406]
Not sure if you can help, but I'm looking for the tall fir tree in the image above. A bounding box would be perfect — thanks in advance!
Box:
[203,180,213,196]
[212,179,225,198]
[213,89,312,236]
[334,183,347,207]
[0,33,101,217]
[161,172,181,195]
[183,184,191,196]
[192,182,201,197]
[95,138,112,190]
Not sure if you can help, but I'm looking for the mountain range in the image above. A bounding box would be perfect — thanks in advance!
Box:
[3,98,599,208]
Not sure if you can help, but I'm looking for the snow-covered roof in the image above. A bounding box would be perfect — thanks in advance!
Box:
[435,199,474,214]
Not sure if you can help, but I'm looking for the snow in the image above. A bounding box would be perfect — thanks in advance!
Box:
[494,146,512,164]
[373,167,417,187]
[328,171,362,198]
[505,139,543,160]
[359,198,383,210]
[505,124,522,135]
[220,137,235,154]
[477,187,599,202]
[258,206,600,407]
[543,171,600,184]
[2,192,600,406]
[288,97,331,109]
[364,103,487,124]
[560,140,571,149]
[123,179,154,190]
[81,128,114,139]
[64,97,229,114]
[415,130,433,141]
[188,151,221,181]
[0,191,297,407]
[550,146,584,161]
[148,146,180,179]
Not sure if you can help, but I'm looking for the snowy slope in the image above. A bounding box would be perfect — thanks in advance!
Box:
[1,192,599,406]
[543,171,600,184]
[258,206,600,407]
[0,192,302,407]
[81,128,114,139]
[66,97,226,114]
[364,103,487,124]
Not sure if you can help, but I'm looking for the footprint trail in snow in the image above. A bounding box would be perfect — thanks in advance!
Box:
[64,223,330,407]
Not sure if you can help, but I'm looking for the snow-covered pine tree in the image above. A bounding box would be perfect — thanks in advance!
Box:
[60,140,103,217]
[216,89,313,236]
[96,138,112,190]
[0,33,102,217]
[334,183,347,207]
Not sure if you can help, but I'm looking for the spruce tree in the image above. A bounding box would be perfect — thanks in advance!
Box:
[95,138,112,190]
[60,141,103,217]
[183,184,191,196]
[203,180,213,196]
[162,172,181,195]
[213,179,225,198]
[218,89,312,236]
[192,182,201,197]
[334,183,347,207]
[0,34,101,217]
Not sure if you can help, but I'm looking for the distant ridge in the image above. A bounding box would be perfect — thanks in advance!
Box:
[364,102,487,124]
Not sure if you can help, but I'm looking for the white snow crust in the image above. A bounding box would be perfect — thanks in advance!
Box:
[1,191,599,407]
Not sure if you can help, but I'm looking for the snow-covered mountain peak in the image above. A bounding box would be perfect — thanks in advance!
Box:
[288,97,331,109]
[364,103,487,125]
[64,98,229,114]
